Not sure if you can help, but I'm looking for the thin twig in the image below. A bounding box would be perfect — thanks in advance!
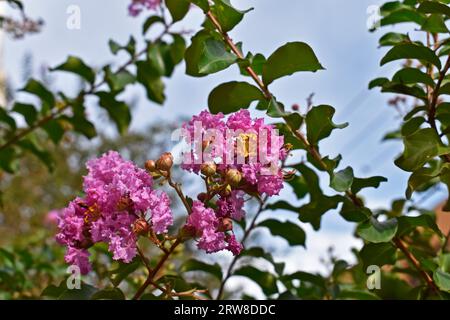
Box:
[216,195,268,300]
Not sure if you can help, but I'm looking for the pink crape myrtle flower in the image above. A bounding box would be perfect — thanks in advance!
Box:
[185,201,245,255]
[181,110,288,196]
[56,151,173,274]
[128,0,161,16]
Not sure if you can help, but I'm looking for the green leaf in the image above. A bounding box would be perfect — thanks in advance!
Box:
[208,81,264,114]
[330,167,354,192]
[104,66,136,92]
[51,56,96,84]
[338,289,381,300]
[401,117,426,136]
[12,102,37,126]
[188,0,209,12]
[185,31,236,77]
[421,14,449,34]
[360,242,397,269]
[147,44,167,77]
[357,217,398,243]
[0,147,19,173]
[233,266,278,296]
[266,98,289,118]
[351,176,388,194]
[20,79,55,110]
[108,259,140,287]
[42,119,65,144]
[397,215,442,237]
[378,32,409,47]
[166,0,190,22]
[418,1,450,18]
[306,105,348,146]
[281,271,326,288]
[369,77,389,89]
[58,283,98,300]
[91,288,125,300]
[136,61,165,104]
[340,198,371,223]
[96,92,131,134]
[295,163,342,230]
[180,259,222,281]
[392,67,435,87]
[434,270,450,292]
[0,108,16,131]
[405,165,441,199]
[63,115,97,139]
[262,42,324,85]
[380,43,441,69]
[241,247,285,275]
[211,0,252,32]
[142,16,165,34]
[380,8,426,27]
[395,128,450,172]
[257,219,306,247]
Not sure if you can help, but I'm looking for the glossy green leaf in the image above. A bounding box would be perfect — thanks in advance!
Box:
[136,61,165,104]
[421,14,449,33]
[104,66,136,93]
[392,67,435,87]
[20,79,55,110]
[211,0,252,32]
[380,43,441,69]
[395,128,450,172]
[91,288,125,300]
[330,167,354,192]
[357,217,398,243]
[166,0,190,22]
[96,92,131,134]
[180,259,223,281]
[51,56,96,84]
[142,16,165,35]
[262,42,324,85]
[233,266,278,296]
[12,103,37,126]
[418,1,450,18]
[306,105,348,146]
[397,215,442,237]
[257,219,306,247]
[351,176,388,194]
[378,32,409,47]
[208,81,264,114]
[185,31,236,77]
[434,270,450,292]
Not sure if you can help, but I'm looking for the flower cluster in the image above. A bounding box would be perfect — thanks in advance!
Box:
[128,0,161,16]
[180,110,289,255]
[185,200,243,255]
[181,110,288,196]
[56,151,173,274]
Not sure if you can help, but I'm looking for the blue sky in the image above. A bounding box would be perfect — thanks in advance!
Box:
[4,0,447,283]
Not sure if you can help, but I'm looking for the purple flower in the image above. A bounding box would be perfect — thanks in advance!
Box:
[56,151,173,274]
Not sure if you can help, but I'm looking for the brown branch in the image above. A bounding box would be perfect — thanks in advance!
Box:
[392,237,440,294]
[167,174,192,214]
[133,238,181,300]
[216,195,268,300]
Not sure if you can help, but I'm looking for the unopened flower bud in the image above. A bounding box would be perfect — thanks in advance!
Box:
[218,218,233,232]
[156,152,173,172]
[201,162,216,177]
[145,160,157,172]
[292,104,300,111]
[133,218,150,236]
[226,169,242,187]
